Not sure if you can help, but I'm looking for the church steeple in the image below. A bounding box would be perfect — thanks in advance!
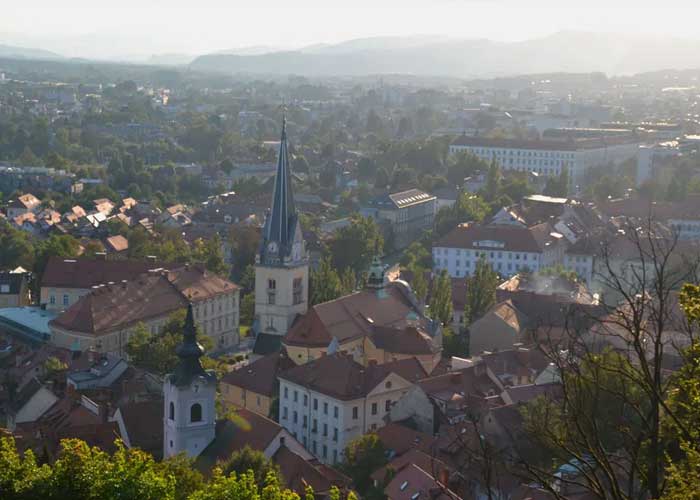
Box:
[170,304,209,387]
[261,117,298,265]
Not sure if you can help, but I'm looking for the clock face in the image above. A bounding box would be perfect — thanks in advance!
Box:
[268,242,278,253]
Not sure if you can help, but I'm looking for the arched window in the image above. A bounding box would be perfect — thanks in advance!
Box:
[169,402,175,421]
[190,403,202,423]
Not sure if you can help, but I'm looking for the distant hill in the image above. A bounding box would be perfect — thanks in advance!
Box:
[146,53,196,66]
[190,31,700,78]
[0,43,62,60]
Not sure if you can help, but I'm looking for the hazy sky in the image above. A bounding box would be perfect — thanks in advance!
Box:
[3,0,700,59]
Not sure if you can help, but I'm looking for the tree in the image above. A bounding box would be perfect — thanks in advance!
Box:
[543,167,569,197]
[310,257,344,306]
[35,234,81,283]
[515,220,700,500]
[483,159,501,202]
[220,446,282,488]
[429,270,453,326]
[374,166,390,189]
[442,326,469,357]
[409,264,428,304]
[434,192,489,238]
[463,257,499,325]
[340,434,387,496]
[239,293,255,326]
[328,216,383,276]
[83,240,105,258]
[192,234,230,277]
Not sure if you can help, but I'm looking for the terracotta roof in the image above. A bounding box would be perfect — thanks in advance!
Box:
[375,423,437,457]
[480,348,550,383]
[284,282,431,348]
[104,235,129,253]
[221,351,294,398]
[371,448,453,485]
[12,212,36,225]
[196,408,284,471]
[117,399,163,457]
[8,193,40,209]
[370,325,438,355]
[435,222,559,254]
[41,257,165,289]
[273,445,351,497]
[279,354,426,400]
[384,463,461,500]
[49,266,238,336]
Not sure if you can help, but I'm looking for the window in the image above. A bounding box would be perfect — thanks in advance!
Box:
[323,402,328,415]
[293,411,298,423]
[294,390,298,402]
[313,398,318,410]
[50,295,56,305]
[333,406,339,418]
[293,277,303,305]
[385,399,392,412]
[312,419,318,433]
[268,279,276,290]
[371,402,378,415]
[303,415,308,428]
[190,403,202,423]
[169,402,175,421]
[333,449,338,463]
[284,387,289,399]
[303,394,308,406]
[283,407,288,419]
[63,294,69,306]
[385,381,392,389]
[323,445,327,459]
[312,441,317,454]
[323,423,328,437]
[303,436,307,447]
[268,292,276,305]
[333,428,338,442]
[352,407,358,419]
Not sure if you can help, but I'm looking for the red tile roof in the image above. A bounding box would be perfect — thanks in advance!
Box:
[279,354,426,400]
[104,235,129,253]
[384,463,461,500]
[221,351,294,398]
[41,257,165,289]
[273,445,351,497]
[435,222,559,254]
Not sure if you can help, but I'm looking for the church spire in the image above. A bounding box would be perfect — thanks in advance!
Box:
[171,303,207,386]
[261,116,298,264]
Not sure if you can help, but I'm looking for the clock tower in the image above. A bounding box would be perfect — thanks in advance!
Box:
[254,117,308,340]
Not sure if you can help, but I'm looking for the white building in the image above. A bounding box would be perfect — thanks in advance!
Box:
[449,136,639,190]
[277,354,425,465]
[432,222,566,279]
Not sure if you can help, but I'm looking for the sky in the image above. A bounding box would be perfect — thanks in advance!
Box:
[3,0,700,60]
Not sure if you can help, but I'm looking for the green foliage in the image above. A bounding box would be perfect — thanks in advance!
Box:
[442,326,469,357]
[463,257,499,325]
[310,257,344,306]
[429,269,453,326]
[542,167,569,197]
[434,192,489,238]
[240,293,255,326]
[191,234,230,277]
[125,310,214,376]
[328,216,383,276]
[0,221,35,270]
[219,446,282,488]
[0,436,353,500]
[340,433,387,495]
[483,159,501,202]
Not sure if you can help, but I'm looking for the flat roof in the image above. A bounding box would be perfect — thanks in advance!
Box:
[0,307,58,343]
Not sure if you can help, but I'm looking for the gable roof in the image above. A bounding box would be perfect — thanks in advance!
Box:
[273,445,351,497]
[117,399,163,457]
[221,351,294,397]
[41,257,165,289]
[104,235,129,253]
[284,281,432,349]
[435,222,560,254]
[384,463,461,500]
[279,354,426,401]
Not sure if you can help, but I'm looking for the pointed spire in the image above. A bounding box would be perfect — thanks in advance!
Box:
[171,303,207,386]
[262,116,297,263]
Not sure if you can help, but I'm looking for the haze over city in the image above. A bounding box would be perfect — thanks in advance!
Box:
[1,2,700,499]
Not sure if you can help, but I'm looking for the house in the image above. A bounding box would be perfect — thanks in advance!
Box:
[361,189,437,250]
[92,198,115,216]
[384,463,462,500]
[103,235,129,255]
[111,399,164,459]
[66,354,129,391]
[468,300,528,355]
[4,378,59,431]
[0,271,31,308]
[220,351,294,418]
[278,353,427,464]
[49,265,240,355]
[6,193,40,219]
[273,445,353,500]
[283,261,442,373]
[40,256,166,311]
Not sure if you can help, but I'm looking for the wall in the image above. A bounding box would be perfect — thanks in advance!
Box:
[220,383,272,418]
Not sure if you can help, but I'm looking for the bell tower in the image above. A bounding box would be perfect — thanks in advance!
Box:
[163,304,217,458]
[254,117,309,337]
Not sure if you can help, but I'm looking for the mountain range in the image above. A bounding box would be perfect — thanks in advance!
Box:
[189,32,700,78]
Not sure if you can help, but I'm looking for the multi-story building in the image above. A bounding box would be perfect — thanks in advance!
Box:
[49,265,240,355]
[254,119,309,353]
[449,136,639,189]
[432,222,566,279]
[361,189,437,249]
[0,271,31,308]
[277,353,426,465]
